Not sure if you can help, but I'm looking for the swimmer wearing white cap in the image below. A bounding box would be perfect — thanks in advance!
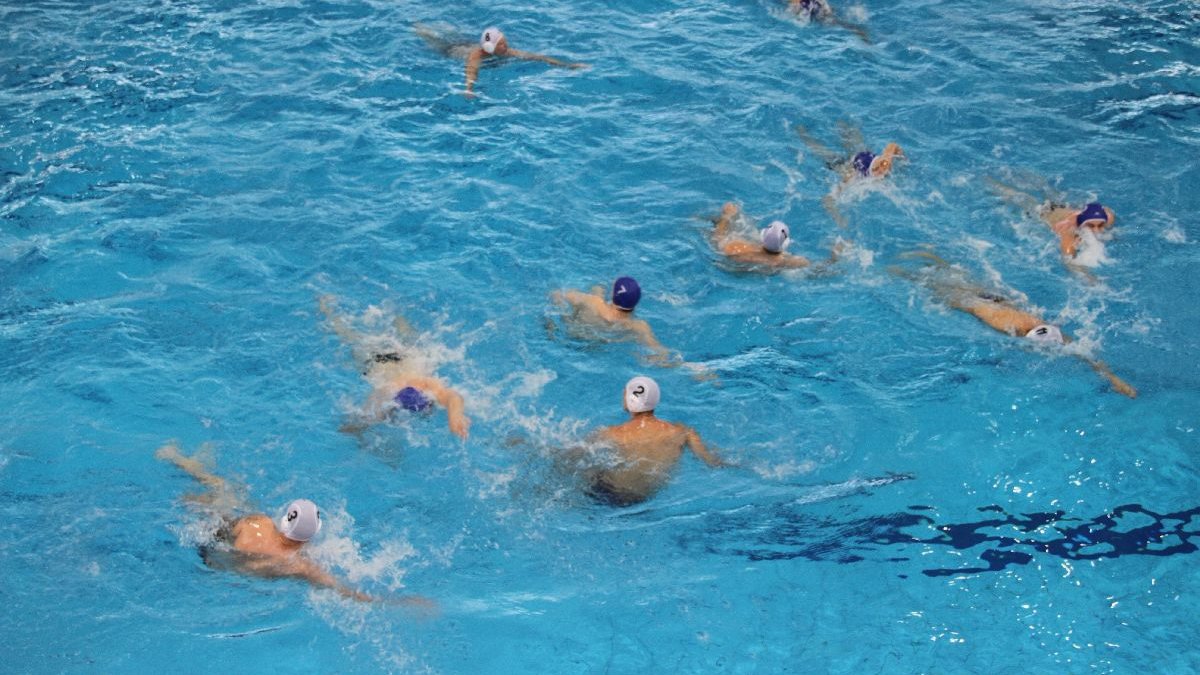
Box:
[891,251,1138,398]
[551,278,694,370]
[709,202,840,271]
[582,376,727,506]
[464,26,588,96]
[156,443,433,607]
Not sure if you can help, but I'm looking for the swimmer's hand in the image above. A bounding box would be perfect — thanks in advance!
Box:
[383,594,440,617]
[721,202,739,220]
[155,442,183,463]
[1112,379,1138,399]
[448,411,471,440]
[317,294,337,319]
[567,61,589,70]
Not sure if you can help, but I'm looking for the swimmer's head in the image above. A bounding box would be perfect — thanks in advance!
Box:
[870,143,903,177]
[761,220,790,253]
[1075,202,1114,230]
[279,499,322,542]
[623,376,660,414]
[394,386,433,413]
[480,27,507,55]
[1025,324,1064,345]
[612,276,641,311]
[852,151,875,177]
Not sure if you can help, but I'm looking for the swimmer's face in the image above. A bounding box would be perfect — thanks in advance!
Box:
[1081,207,1116,231]
[492,36,509,56]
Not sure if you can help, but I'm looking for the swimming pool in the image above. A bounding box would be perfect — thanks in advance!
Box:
[2,0,1198,671]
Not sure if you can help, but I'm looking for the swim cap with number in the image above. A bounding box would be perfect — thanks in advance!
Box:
[624,376,660,413]
[761,221,790,253]
[279,499,322,542]
[481,27,505,54]
[1025,324,1064,345]
[612,276,641,311]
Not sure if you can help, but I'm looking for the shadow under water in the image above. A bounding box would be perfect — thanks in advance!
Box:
[682,502,1200,577]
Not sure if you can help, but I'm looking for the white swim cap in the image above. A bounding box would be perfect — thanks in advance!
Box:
[279,499,322,542]
[761,221,790,253]
[624,376,660,413]
[480,27,505,54]
[1025,324,1064,345]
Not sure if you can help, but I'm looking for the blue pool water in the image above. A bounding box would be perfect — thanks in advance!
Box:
[2,0,1199,671]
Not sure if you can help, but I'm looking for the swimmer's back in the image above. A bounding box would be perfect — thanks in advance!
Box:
[601,417,689,469]
[231,514,289,556]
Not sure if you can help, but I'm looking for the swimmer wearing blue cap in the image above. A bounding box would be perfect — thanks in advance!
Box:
[797,123,904,227]
[319,296,471,439]
[156,443,416,604]
[579,377,727,506]
[987,179,1118,262]
[710,202,840,271]
[1045,202,1116,259]
[891,252,1137,398]
[461,26,587,96]
[787,0,871,42]
[551,277,685,367]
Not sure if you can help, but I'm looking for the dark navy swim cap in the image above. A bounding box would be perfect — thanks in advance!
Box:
[612,276,641,311]
[394,386,433,413]
[852,151,876,176]
[1075,202,1108,227]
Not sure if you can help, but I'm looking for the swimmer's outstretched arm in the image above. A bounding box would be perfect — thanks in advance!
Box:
[713,202,739,243]
[795,125,843,166]
[157,443,227,492]
[1081,357,1137,399]
[830,16,871,43]
[426,379,471,440]
[985,177,1043,216]
[683,427,729,468]
[506,48,587,69]
[464,49,484,95]
[1050,217,1081,257]
[243,554,375,603]
[821,192,848,229]
[835,121,866,154]
[318,295,366,347]
[629,318,678,365]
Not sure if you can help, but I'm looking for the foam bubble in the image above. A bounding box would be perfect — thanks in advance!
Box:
[304,505,417,591]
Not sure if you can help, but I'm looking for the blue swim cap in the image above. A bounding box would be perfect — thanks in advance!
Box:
[612,276,641,311]
[1075,202,1108,227]
[852,151,876,177]
[796,0,822,18]
[394,386,433,413]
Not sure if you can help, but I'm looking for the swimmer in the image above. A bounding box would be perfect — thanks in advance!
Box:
[156,443,427,605]
[319,295,470,439]
[787,0,871,42]
[574,376,728,506]
[709,202,842,271]
[988,178,1116,261]
[551,277,693,369]
[797,122,904,227]
[417,25,587,97]
[891,252,1137,398]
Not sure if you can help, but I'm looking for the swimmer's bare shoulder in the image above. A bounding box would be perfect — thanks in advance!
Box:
[231,515,291,556]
